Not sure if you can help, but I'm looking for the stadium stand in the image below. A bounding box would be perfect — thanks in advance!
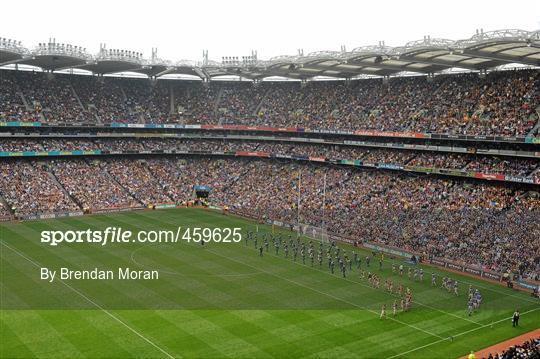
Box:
[0,70,39,122]
[0,201,11,218]
[0,34,539,289]
[1,68,539,136]
[0,160,80,215]
[1,154,537,280]
[104,158,174,206]
[50,159,140,210]
[485,337,540,358]
[0,138,538,180]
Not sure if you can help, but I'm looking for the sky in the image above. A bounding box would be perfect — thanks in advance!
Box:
[2,0,539,63]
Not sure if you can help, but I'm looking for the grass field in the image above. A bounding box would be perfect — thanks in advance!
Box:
[1,208,538,358]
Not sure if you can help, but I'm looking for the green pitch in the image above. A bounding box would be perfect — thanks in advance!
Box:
[1,208,538,358]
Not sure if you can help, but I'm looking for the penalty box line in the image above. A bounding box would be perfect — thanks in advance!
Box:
[0,240,177,359]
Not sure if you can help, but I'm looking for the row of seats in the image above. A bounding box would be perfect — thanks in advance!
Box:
[0,138,538,179]
[1,69,538,136]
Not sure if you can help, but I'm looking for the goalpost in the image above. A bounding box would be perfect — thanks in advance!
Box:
[297,223,331,243]
[296,170,330,243]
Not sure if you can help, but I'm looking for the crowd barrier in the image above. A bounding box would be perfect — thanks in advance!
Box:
[18,210,84,220]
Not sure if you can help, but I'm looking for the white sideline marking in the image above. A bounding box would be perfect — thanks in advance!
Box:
[204,246,445,340]
[153,211,483,326]
[386,306,540,359]
[0,240,177,359]
[162,210,531,325]
[147,214,445,341]
[453,277,538,304]
[238,240,484,326]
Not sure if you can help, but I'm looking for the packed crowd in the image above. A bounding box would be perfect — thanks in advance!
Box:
[0,200,11,218]
[407,152,470,169]
[200,160,538,278]
[465,157,539,177]
[1,69,538,136]
[0,72,39,122]
[0,160,80,215]
[0,156,537,279]
[50,159,139,210]
[215,82,266,122]
[0,138,538,178]
[120,78,170,123]
[16,71,94,123]
[1,59,538,293]
[147,157,247,203]
[104,159,174,206]
[0,71,169,124]
[483,337,540,359]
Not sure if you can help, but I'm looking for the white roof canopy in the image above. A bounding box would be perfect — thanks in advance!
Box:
[1,29,538,79]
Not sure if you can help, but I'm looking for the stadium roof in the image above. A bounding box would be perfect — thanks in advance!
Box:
[1,29,539,80]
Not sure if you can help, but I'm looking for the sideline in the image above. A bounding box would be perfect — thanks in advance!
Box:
[460,328,540,359]
[387,307,540,358]
[0,240,177,359]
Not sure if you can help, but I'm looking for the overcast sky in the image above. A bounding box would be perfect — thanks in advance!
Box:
[2,0,539,63]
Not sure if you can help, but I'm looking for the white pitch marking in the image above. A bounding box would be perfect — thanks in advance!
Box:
[386,306,540,359]
[0,240,177,359]
[204,246,446,340]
